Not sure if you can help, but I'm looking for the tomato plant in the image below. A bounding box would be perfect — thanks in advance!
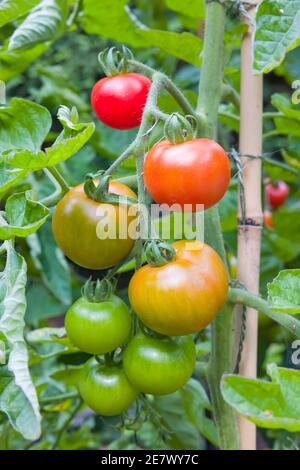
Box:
[123,333,196,395]
[1,0,300,454]
[129,240,228,336]
[79,359,138,416]
[65,295,132,355]
[52,181,137,269]
[91,73,151,129]
[144,138,231,211]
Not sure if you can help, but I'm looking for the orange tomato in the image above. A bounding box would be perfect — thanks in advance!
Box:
[129,240,229,336]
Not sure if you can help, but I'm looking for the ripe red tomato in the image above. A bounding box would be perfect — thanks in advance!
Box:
[144,138,231,211]
[91,73,151,130]
[79,359,138,416]
[52,181,137,270]
[264,210,273,229]
[129,240,228,336]
[123,333,196,395]
[65,295,132,355]
[266,181,289,209]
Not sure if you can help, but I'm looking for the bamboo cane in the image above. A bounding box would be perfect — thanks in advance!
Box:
[235,0,263,450]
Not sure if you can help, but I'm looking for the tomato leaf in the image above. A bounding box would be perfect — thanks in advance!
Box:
[8,0,68,51]
[0,191,49,240]
[267,269,300,315]
[0,43,48,81]
[253,1,300,74]
[0,159,27,195]
[272,202,300,244]
[0,0,39,28]
[0,241,41,440]
[222,365,300,432]
[2,105,95,170]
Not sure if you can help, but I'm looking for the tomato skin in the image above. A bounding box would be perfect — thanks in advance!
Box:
[129,240,228,336]
[65,295,131,355]
[91,73,151,130]
[264,210,273,229]
[123,333,196,395]
[52,181,137,270]
[79,359,138,416]
[144,139,231,211]
[266,181,289,209]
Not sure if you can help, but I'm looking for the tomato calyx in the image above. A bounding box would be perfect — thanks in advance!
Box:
[144,239,176,267]
[84,174,137,206]
[82,277,117,303]
[98,46,134,76]
[164,112,197,144]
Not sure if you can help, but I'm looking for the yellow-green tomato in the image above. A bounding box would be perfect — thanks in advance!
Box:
[123,333,196,395]
[65,295,131,355]
[79,359,138,416]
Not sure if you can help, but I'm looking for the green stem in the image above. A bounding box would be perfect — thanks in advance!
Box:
[263,112,282,120]
[51,398,82,450]
[263,129,280,140]
[46,166,70,194]
[221,83,240,109]
[197,1,239,450]
[229,288,300,338]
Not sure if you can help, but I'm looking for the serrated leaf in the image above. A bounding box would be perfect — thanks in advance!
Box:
[9,0,68,51]
[267,269,300,314]
[0,191,49,240]
[137,30,202,66]
[3,105,95,170]
[166,0,205,19]
[0,241,41,440]
[253,1,300,74]
[0,0,39,28]
[222,365,300,432]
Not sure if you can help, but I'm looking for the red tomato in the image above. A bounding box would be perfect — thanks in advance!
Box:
[264,210,273,229]
[144,138,231,211]
[91,73,151,130]
[266,181,289,209]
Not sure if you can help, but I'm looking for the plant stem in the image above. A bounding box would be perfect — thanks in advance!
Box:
[46,166,70,194]
[263,129,280,140]
[229,288,300,338]
[51,398,82,450]
[197,0,239,450]
[221,83,240,109]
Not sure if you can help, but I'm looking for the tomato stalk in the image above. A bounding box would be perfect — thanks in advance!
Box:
[196,1,239,449]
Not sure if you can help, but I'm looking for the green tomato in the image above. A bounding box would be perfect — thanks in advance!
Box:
[123,333,196,395]
[65,295,131,355]
[79,359,138,416]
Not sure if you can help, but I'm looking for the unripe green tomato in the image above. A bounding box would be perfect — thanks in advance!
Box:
[79,359,138,416]
[123,333,196,395]
[65,295,132,355]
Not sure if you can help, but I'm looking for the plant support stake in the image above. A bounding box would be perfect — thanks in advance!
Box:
[235,0,263,450]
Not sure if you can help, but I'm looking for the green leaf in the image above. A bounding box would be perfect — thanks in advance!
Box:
[0,0,39,28]
[0,98,52,152]
[9,0,68,51]
[3,106,95,170]
[0,159,27,195]
[263,156,299,182]
[166,0,205,19]
[0,192,49,240]
[271,93,300,120]
[274,116,300,137]
[253,1,300,74]
[34,220,72,305]
[272,202,300,244]
[81,0,148,47]
[0,43,48,81]
[0,241,41,440]
[26,281,65,327]
[222,365,300,432]
[267,270,300,315]
[137,30,202,66]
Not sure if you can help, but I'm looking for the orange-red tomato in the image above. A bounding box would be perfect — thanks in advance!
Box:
[144,139,231,212]
[264,210,273,229]
[52,181,137,270]
[129,240,229,336]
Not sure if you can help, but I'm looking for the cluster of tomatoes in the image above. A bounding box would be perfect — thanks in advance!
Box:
[264,180,289,229]
[52,70,231,417]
